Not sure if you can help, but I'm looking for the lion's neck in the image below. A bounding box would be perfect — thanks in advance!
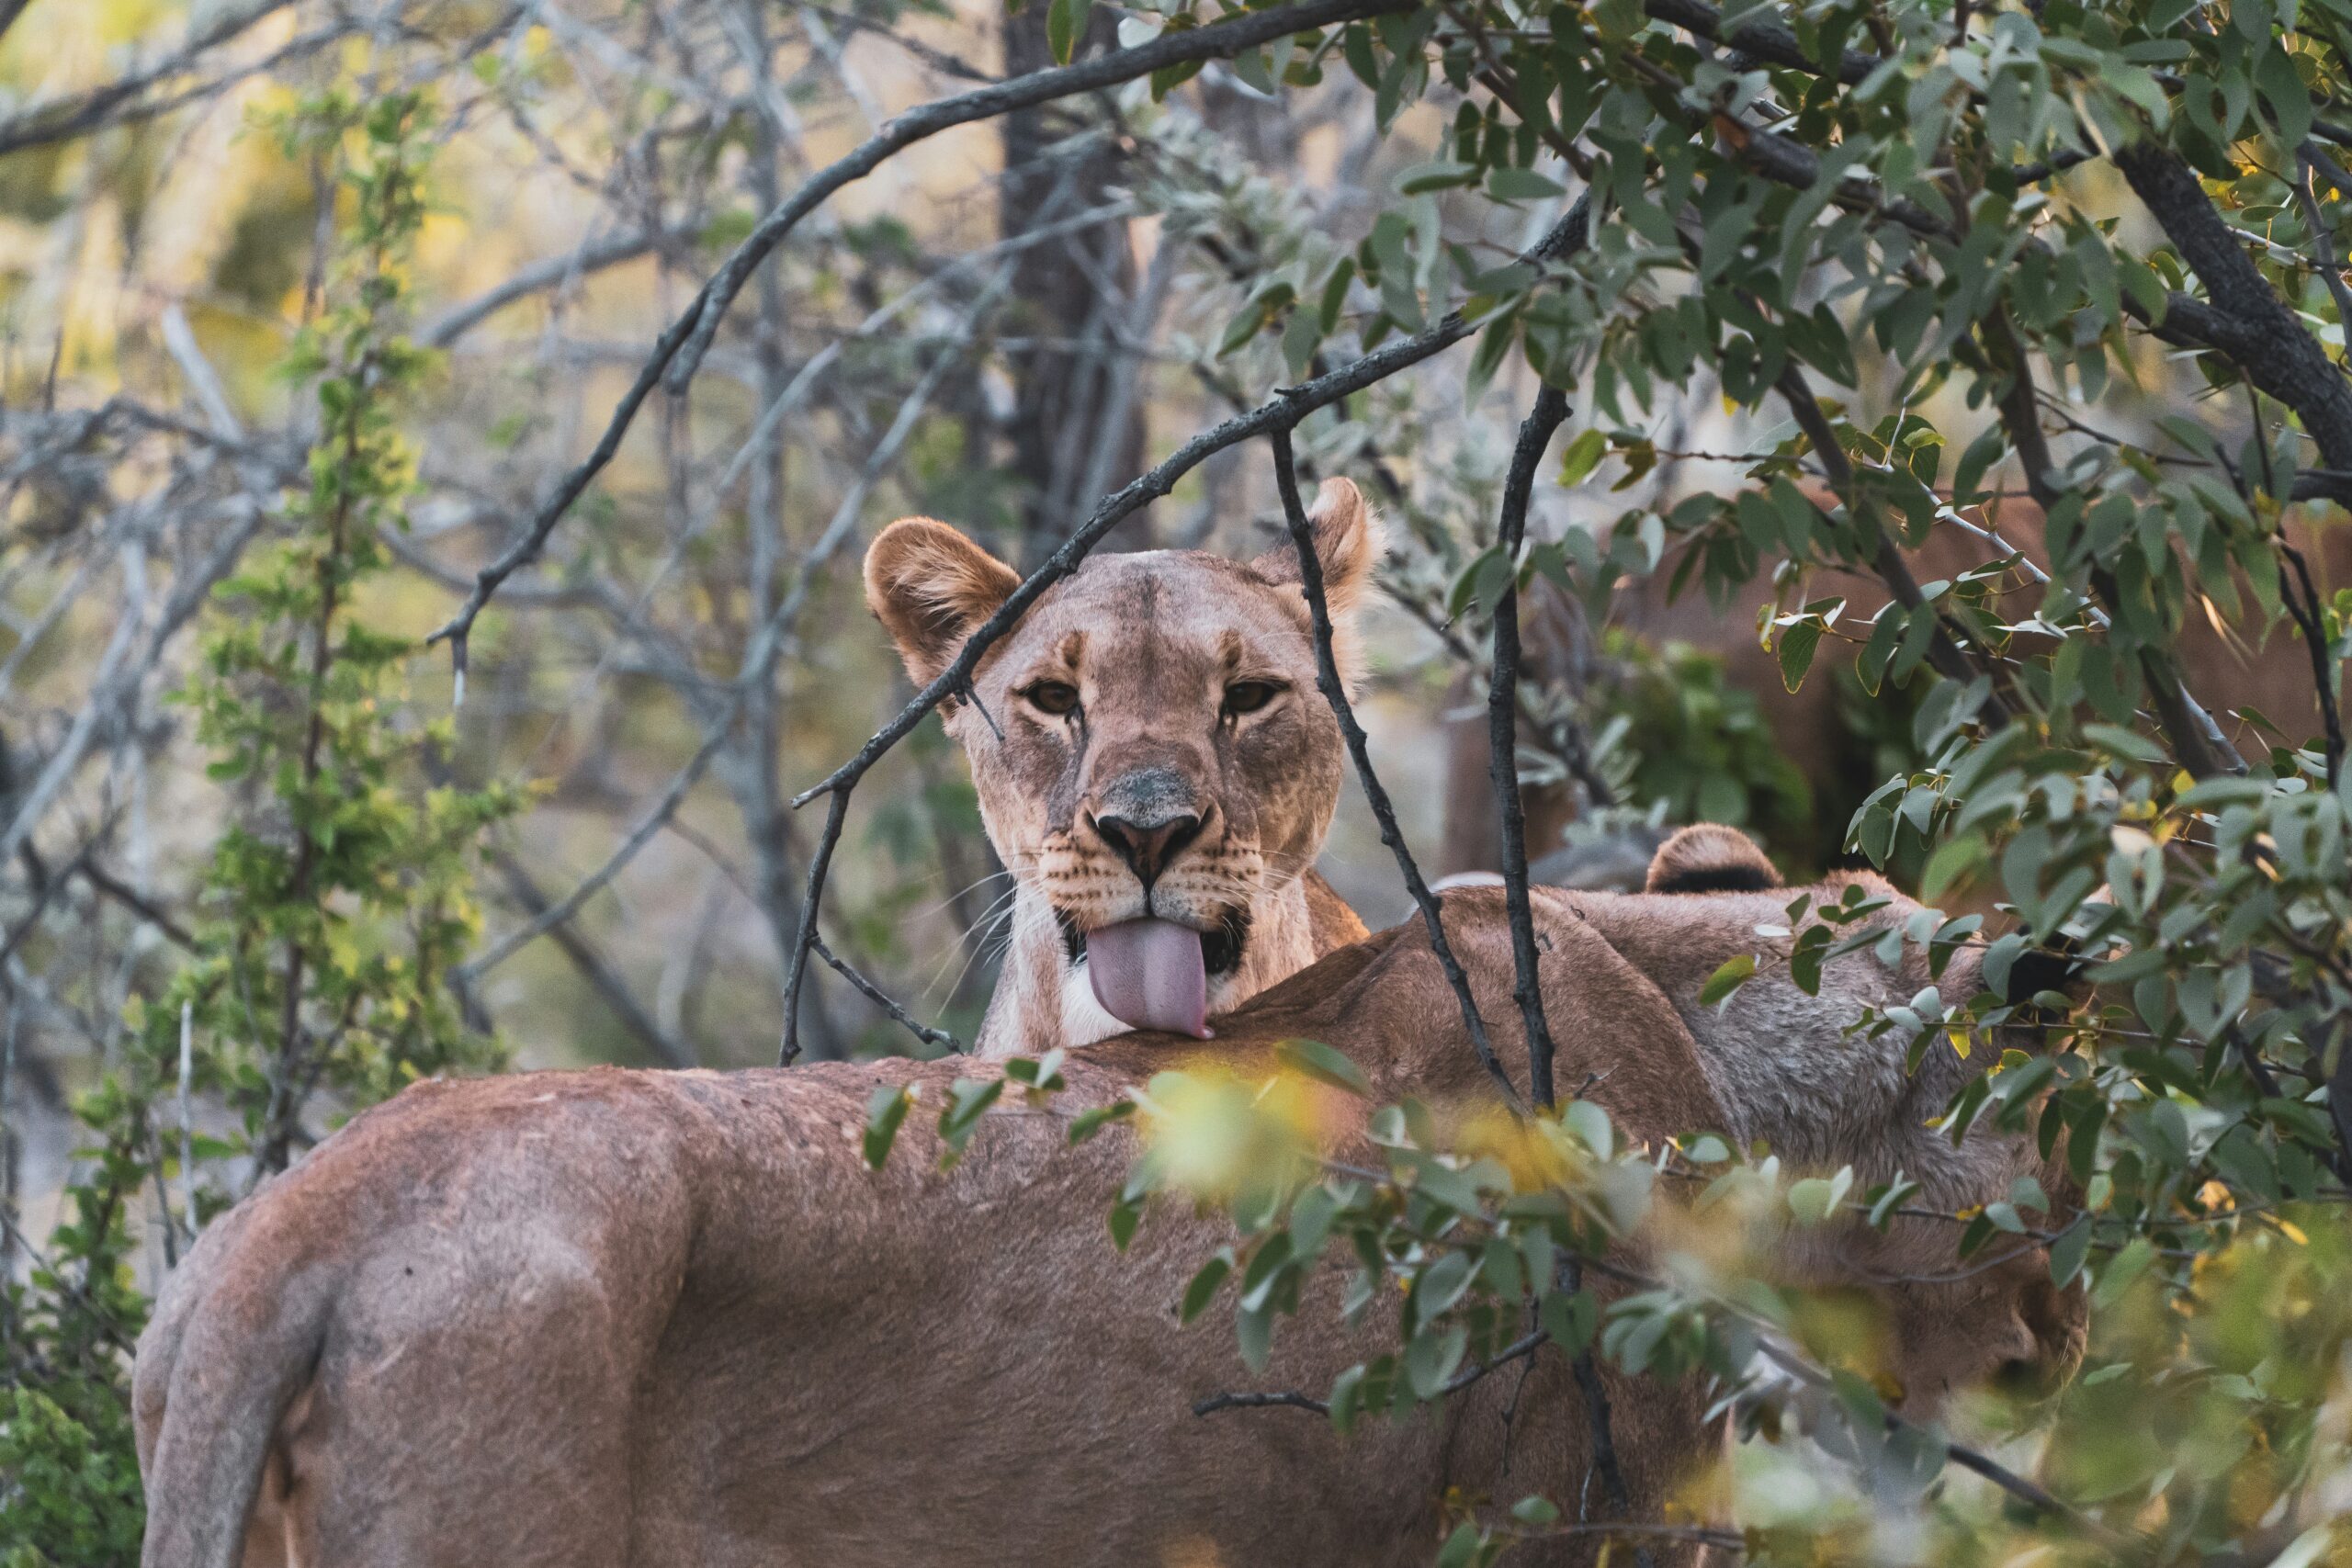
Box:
[975,874,1353,1058]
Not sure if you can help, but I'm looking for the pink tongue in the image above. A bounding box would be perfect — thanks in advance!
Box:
[1085,918,1212,1039]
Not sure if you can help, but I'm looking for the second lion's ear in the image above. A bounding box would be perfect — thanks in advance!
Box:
[1253,478,1388,689]
[864,518,1023,688]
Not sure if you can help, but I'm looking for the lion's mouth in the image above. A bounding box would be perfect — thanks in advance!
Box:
[1057,907,1249,976]
[1057,907,1249,1038]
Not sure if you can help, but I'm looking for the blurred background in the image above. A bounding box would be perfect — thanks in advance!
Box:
[0,0,2335,1286]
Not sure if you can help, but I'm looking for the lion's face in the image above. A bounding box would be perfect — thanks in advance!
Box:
[865,480,1380,1042]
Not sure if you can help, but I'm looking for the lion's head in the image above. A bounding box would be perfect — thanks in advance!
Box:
[864,479,1379,1051]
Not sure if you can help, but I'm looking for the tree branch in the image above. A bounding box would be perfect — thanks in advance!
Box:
[1489,384,1568,1110]
[1642,0,1881,84]
[1976,305,2247,780]
[1276,428,1521,1107]
[420,224,703,348]
[808,931,963,1055]
[0,2,332,159]
[1193,1329,1546,1417]
[2115,140,2352,471]
[2278,540,2346,788]
[1774,361,2006,705]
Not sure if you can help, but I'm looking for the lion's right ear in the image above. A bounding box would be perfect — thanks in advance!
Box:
[1251,478,1387,689]
[864,519,1023,688]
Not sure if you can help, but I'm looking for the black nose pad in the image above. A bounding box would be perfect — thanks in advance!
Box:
[1091,810,1204,891]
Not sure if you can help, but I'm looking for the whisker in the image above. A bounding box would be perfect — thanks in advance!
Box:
[910,867,1017,925]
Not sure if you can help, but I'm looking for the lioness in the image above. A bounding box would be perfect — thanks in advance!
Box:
[862,478,1377,1053]
[134,840,2084,1568]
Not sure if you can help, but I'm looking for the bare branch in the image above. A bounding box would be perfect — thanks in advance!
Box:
[2279,541,2346,789]
[1488,383,1568,1110]
[1276,429,1520,1107]
[808,932,963,1055]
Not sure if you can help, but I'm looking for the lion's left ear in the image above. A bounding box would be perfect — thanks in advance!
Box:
[1252,478,1387,688]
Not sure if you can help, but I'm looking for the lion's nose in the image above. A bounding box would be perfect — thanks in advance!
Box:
[1091,808,1204,891]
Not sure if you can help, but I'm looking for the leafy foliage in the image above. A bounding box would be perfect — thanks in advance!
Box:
[0,85,519,1565]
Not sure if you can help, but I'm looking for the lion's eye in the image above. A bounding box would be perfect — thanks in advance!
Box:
[1025,681,1080,716]
[1223,681,1282,716]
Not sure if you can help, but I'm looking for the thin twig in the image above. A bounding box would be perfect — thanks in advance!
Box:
[1489,384,1569,1110]
[1275,431,1521,1108]
[1193,1329,1547,1417]
[809,931,963,1054]
[491,851,697,1069]
[1976,303,2247,780]
[2278,540,2346,789]
[1559,1257,1649,1566]
[2293,149,2352,357]
[1774,361,2004,704]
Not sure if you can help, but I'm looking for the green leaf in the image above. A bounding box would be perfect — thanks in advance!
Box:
[1699,953,1757,1009]
[1556,427,1607,488]
[2093,1236,2154,1310]
[1396,160,1479,196]
[1412,1249,1476,1322]
[1328,1363,1370,1434]
[1787,1167,1853,1224]
[1405,1322,1469,1397]
[1487,166,1566,202]
[1046,0,1088,65]
[1434,1522,1484,1568]
[1238,1301,1274,1371]
[1918,832,1989,905]
[1181,1254,1232,1324]
[1448,546,1513,618]
[2048,1215,2093,1288]
[1776,617,1824,694]
[1068,1100,1135,1144]
[1274,1037,1370,1097]
[1109,1194,1142,1252]
[862,1084,910,1170]
[1541,1287,1597,1354]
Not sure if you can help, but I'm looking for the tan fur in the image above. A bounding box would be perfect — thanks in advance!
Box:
[863,479,1380,1055]
[1645,824,1781,894]
[135,880,2084,1568]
